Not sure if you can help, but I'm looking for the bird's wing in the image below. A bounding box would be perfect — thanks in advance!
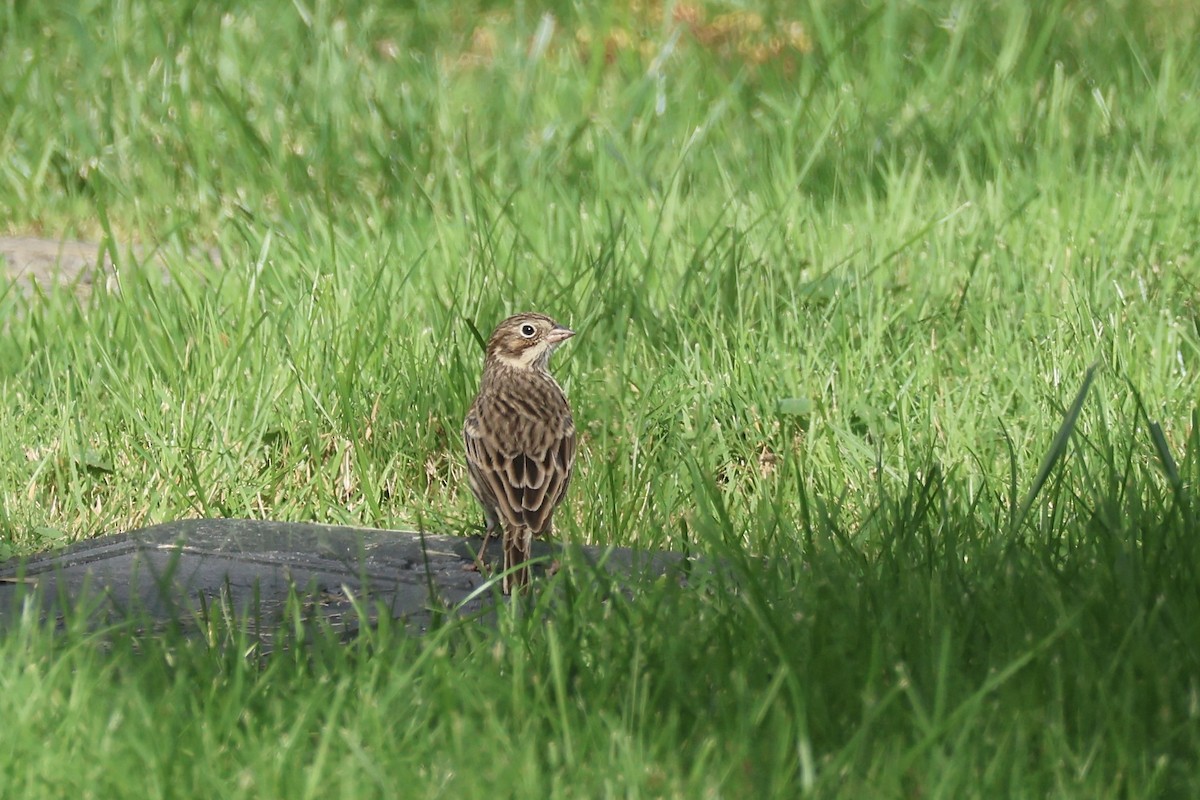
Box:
[516,429,571,534]
[548,424,575,511]
[463,419,512,526]
[464,418,574,535]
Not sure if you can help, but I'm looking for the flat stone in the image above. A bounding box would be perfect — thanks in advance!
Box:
[0,520,693,641]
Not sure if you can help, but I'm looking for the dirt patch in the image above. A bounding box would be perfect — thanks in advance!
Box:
[1,236,221,300]
[0,236,115,297]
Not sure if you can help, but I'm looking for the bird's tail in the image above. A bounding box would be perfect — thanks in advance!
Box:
[502,526,534,594]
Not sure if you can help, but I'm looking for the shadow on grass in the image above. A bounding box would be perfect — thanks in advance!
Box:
[1,404,1196,796]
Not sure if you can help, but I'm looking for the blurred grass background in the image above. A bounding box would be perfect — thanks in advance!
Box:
[1,1,1198,796]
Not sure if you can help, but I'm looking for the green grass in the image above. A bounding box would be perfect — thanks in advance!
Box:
[2,0,1199,796]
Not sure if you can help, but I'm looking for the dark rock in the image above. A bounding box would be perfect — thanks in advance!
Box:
[0,519,694,642]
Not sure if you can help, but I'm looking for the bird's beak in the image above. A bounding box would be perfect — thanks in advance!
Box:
[546,326,575,344]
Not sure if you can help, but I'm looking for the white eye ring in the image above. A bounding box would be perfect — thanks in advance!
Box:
[519,323,537,338]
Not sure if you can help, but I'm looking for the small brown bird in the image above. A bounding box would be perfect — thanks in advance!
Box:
[463,313,576,593]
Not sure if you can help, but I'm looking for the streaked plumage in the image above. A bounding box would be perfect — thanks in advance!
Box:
[463,313,576,593]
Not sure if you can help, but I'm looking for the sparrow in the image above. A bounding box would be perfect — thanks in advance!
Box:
[463,313,576,593]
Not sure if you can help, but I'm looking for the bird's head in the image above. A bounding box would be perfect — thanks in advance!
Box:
[484,313,575,371]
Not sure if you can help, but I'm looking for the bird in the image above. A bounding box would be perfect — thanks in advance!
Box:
[463,312,576,594]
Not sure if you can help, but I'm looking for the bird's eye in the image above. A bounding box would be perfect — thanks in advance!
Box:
[519,324,537,338]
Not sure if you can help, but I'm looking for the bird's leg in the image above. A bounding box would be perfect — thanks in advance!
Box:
[469,536,490,573]
[543,523,560,578]
[465,515,499,574]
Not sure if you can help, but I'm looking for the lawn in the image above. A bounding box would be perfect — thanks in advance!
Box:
[1,0,1198,796]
